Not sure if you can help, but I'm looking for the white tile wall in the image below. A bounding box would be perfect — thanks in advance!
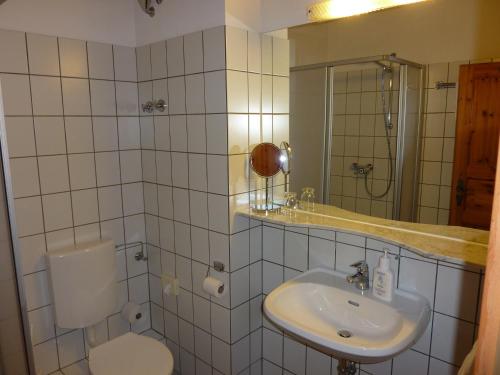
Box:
[0,29,152,374]
[129,26,290,375]
[257,221,483,375]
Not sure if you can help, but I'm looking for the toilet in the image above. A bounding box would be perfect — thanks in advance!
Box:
[46,239,174,375]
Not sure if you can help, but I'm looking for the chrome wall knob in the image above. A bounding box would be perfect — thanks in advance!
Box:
[154,99,167,112]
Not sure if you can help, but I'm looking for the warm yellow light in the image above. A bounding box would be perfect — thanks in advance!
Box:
[307,0,428,21]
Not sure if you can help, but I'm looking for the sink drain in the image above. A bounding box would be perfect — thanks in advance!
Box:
[337,329,352,338]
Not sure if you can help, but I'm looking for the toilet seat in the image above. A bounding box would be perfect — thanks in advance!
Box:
[89,332,174,375]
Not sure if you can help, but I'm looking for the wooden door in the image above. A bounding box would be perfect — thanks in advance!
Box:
[450,62,500,229]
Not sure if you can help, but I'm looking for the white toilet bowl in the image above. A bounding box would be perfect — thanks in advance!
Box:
[89,332,174,375]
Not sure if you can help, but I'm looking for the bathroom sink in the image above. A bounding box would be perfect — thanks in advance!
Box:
[263,268,431,363]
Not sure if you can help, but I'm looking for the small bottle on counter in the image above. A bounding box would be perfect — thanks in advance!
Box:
[372,250,394,302]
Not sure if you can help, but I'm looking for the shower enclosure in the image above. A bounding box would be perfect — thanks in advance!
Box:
[290,54,424,221]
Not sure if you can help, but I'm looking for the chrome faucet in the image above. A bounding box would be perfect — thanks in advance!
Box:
[346,260,370,290]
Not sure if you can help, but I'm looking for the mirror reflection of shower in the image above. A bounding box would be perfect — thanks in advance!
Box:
[289,53,424,221]
[359,60,394,199]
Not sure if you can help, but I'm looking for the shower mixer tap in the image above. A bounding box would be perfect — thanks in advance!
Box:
[351,163,373,176]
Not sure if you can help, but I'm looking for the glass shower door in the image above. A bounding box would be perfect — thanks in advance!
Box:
[0,111,29,374]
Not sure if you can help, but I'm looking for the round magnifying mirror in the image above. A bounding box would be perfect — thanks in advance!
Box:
[250,143,283,177]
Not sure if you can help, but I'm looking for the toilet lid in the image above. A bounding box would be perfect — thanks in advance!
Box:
[89,333,174,375]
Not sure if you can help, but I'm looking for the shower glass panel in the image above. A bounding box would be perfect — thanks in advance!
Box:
[329,63,400,219]
[0,149,29,375]
[290,55,424,221]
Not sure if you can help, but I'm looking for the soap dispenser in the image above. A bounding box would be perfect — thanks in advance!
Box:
[373,250,394,302]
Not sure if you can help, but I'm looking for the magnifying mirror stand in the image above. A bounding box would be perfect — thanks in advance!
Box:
[252,177,281,214]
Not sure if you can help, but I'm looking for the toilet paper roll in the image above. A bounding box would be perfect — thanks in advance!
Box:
[203,276,225,298]
[121,302,142,323]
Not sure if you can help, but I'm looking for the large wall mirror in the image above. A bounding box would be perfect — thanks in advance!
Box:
[285,0,500,230]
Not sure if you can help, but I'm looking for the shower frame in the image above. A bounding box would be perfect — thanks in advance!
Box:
[291,54,425,221]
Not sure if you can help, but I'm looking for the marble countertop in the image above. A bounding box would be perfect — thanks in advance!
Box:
[237,203,489,267]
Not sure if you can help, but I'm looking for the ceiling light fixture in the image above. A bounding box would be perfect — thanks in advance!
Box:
[307,0,428,22]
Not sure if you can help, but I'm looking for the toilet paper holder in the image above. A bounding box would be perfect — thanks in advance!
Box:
[204,261,226,296]
[206,261,225,277]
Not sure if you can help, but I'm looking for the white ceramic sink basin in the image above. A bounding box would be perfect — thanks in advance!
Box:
[263,268,431,363]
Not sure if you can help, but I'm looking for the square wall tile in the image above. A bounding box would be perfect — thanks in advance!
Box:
[88,41,114,80]
[184,31,203,74]
[392,349,429,375]
[98,185,122,220]
[118,117,141,149]
[204,70,227,113]
[14,196,44,236]
[68,154,96,190]
[93,117,118,151]
[399,257,437,307]
[273,76,289,113]
[0,29,28,73]
[28,305,55,345]
[113,45,137,81]
[19,234,46,275]
[34,117,66,155]
[203,26,226,72]
[248,31,261,73]
[57,329,85,367]
[0,74,32,115]
[227,70,248,113]
[38,155,69,194]
[62,78,91,115]
[116,81,139,115]
[72,189,99,226]
[10,157,40,198]
[226,26,247,71]
[186,115,206,153]
[90,79,116,116]
[4,117,36,157]
[95,152,120,186]
[261,35,272,75]
[284,231,308,271]
[128,148,150,182]
[171,152,189,188]
[208,194,229,234]
[207,155,228,194]
[136,44,151,82]
[206,114,228,154]
[263,225,284,264]
[33,339,59,375]
[27,33,59,76]
[150,41,167,79]
[65,117,94,153]
[185,74,205,114]
[273,37,290,76]
[24,270,51,310]
[435,265,480,322]
[42,192,73,231]
[189,191,208,228]
[283,336,306,375]
[156,151,172,186]
[167,76,186,115]
[173,188,190,224]
[59,37,88,78]
[431,313,474,366]
[166,36,184,77]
